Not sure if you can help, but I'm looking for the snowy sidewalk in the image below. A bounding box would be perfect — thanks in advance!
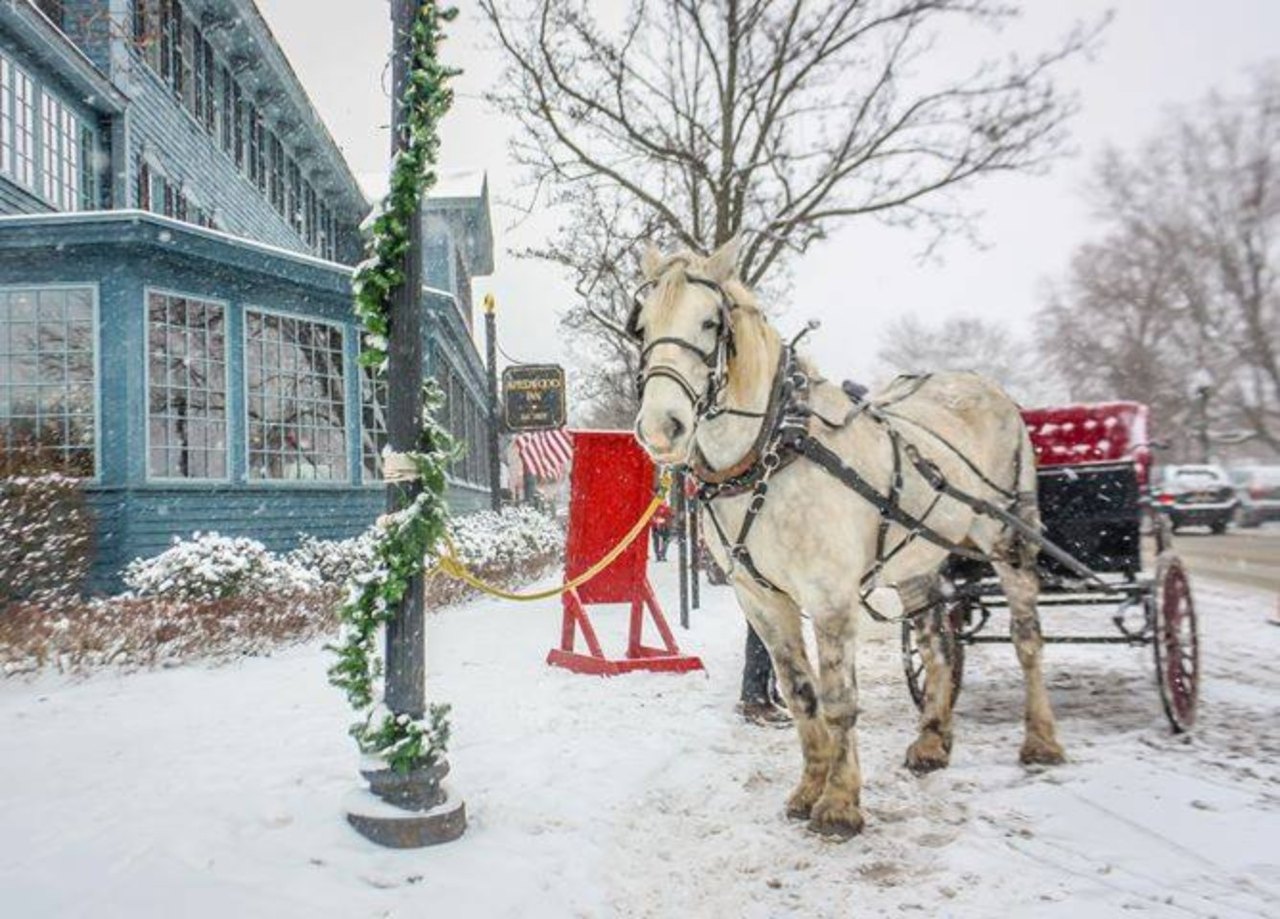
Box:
[0,565,1277,918]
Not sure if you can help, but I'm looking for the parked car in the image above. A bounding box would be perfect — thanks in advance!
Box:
[1152,465,1238,533]
[1228,465,1280,528]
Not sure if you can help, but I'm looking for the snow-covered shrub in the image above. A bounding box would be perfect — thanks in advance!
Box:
[0,472,92,608]
[123,532,319,602]
[288,530,377,585]
[439,504,564,570]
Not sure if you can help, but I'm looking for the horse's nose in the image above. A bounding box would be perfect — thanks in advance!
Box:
[637,410,688,455]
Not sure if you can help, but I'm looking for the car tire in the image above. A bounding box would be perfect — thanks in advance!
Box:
[1210,519,1228,535]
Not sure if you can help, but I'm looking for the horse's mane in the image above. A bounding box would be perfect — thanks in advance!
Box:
[648,249,780,404]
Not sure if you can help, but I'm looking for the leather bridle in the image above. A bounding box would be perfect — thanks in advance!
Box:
[628,274,761,422]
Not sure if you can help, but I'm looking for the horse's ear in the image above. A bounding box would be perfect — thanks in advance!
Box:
[704,236,741,283]
[640,243,664,280]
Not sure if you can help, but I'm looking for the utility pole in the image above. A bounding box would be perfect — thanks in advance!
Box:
[484,293,501,509]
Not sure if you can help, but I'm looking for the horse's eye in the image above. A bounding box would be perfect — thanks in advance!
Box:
[702,319,719,332]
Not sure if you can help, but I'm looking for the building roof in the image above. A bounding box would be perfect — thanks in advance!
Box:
[0,1,128,114]
[205,0,368,218]
[0,210,354,293]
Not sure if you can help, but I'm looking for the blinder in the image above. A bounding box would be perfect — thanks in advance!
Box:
[629,274,739,416]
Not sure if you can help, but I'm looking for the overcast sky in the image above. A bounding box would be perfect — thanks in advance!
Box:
[256,0,1279,391]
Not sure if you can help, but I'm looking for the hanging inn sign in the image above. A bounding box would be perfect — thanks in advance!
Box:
[502,364,567,432]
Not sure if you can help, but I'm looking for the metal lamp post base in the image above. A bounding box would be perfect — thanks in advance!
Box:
[345,758,467,848]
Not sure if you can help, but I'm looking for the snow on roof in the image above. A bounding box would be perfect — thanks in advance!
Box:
[355,169,487,206]
[429,170,487,201]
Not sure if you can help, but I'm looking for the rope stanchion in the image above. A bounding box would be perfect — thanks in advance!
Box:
[430,470,673,602]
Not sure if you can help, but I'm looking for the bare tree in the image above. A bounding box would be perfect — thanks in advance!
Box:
[877,313,1055,404]
[1039,68,1280,459]
[481,0,1104,412]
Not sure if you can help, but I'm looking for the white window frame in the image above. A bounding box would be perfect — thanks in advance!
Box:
[242,305,349,486]
[0,283,102,481]
[142,286,231,484]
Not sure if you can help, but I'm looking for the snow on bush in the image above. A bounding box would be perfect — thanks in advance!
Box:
[436,504,564,569]
[123,506,563,604]
[1,473,92,608]
[123,532,320,601]
[288,531,377,585]
[4,506,564,677]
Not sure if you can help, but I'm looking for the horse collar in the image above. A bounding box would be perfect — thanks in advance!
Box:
[689,344,807,495]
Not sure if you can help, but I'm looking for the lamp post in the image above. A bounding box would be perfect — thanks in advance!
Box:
[484,293,501,509]
[1190,368,1213,463]
[344,0,466,849]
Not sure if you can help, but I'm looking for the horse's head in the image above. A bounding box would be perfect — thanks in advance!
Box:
[629,238,775,464]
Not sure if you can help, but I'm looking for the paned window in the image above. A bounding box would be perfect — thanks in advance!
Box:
[303,182,317,248]
[219,66,233,152]
[1,57,37,190]
[0,287,96,476]
[232,81,245,168]
[191,23,205,122]
[12,67,89,211]
[0,56,10,177]
[136,159,151,209]
[248,106,265,191]
[286,159,302,233]
[245,311,347,482]
[146,291,227,479]
[268,133,284,212]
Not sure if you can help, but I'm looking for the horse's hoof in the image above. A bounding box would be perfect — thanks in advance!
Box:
[1019,736,1065,766]
[806,799,864,840]
[786,789,815,821]
[786,800,812,821]
[904,735,951,774]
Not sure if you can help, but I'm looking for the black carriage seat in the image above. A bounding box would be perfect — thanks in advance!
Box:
[1035,460,1142,578]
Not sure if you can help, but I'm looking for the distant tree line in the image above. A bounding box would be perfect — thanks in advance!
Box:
[1036,68,1279,463]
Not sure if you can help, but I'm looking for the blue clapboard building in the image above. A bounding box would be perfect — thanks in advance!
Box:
[0,0,495,590]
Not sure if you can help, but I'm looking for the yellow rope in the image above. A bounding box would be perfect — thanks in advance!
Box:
[430,470,672,602]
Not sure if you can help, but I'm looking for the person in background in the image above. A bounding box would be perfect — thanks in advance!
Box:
[651,500,673,561]
[737,624,791,725]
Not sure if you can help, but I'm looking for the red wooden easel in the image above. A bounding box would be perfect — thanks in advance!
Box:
[546,431,704,676]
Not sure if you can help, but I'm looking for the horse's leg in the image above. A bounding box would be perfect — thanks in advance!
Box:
[808,607,865,839]
[992,558,1065,765]
[904,595,956,774]
[736,589,832,820]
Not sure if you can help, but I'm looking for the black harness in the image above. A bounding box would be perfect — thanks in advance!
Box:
[629,275,1044,621]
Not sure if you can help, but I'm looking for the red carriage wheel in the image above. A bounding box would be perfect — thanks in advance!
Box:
[901,603,966,711]
[1153,552,1199,732]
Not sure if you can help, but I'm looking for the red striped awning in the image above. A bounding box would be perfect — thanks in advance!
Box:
[514,428,574,482]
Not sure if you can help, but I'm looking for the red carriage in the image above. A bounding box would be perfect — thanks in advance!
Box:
[901,401,1200,732]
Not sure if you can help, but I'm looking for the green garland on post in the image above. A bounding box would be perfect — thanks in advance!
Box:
[327,1,460,776]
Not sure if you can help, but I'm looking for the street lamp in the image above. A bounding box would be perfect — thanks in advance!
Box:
[1189,368,1212,463]
[484,293,501,509]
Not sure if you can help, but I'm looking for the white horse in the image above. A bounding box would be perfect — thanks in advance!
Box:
[629,240,1064,839]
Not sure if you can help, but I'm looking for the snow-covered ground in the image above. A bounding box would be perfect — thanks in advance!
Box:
[0,565,1277,918]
